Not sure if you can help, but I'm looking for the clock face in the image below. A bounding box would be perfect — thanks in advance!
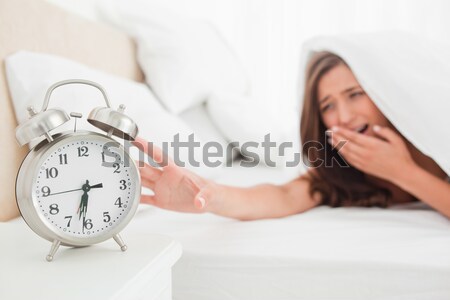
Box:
[31,134,139,239]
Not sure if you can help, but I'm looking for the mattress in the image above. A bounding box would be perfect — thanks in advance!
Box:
[124,165,450,300]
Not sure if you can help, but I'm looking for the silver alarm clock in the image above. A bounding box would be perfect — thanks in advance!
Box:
[15,79,141,262]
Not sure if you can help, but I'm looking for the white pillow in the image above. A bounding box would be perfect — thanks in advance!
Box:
[5,51,222,178]
[207,93,302,170]
[179,103,239,164]
[96,0,250,114]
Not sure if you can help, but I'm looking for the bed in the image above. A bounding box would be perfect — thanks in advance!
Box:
[127,164,450,300]
[1,0,450,299]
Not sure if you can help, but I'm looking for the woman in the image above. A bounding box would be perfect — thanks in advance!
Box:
[133,52,450,220]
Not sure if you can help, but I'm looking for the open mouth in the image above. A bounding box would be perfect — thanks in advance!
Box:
[355,124,369,134]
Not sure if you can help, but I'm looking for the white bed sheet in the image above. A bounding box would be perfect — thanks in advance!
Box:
[124,165,450,300]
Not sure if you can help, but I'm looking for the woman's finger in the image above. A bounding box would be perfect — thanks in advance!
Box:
[338,137,373,172]
[373,125,402,144]
[331,134,366,158]
[338,145,364,169]
[331,126,379,147]
[139,161,163,182]
[140,177,155,190]
[194,186,215,210]
[141,194,157,206]
[182,175,201,195]
[132,137,175,167]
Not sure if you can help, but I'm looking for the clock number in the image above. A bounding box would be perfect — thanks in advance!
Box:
[103,212,111,222]
[49,204,59,215]
[41,186,51,197]
[45,167,58,179]
[59,153,68,165]
[102,152,121,173]
[77,146,89,157]
[64,216,72,227]
[83,218,93,230]
[113,163,121,173]
[114,197,123,208]
[119,180,127,190]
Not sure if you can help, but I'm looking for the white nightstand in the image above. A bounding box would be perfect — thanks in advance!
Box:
[0,218,182,300]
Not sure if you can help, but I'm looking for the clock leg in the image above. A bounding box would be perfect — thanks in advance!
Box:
[46,239,61,262]
[113,234,127,251]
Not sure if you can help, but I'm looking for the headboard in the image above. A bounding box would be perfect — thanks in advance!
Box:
[0,0,143,221]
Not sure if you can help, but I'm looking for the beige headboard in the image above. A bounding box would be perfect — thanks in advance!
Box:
[0,0,143,221]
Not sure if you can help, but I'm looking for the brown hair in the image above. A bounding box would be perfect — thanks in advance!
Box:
[300,52,390,207]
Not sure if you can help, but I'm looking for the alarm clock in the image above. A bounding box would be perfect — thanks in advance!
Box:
[15,79,141,262]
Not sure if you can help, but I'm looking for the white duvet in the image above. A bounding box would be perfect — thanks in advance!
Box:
[298,31,450,176]
[124,165,450,300]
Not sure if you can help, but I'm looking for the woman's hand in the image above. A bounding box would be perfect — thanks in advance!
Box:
[132,137,217,213]
[329,125,417,183]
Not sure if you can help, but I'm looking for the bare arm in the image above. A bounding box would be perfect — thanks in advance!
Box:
[393,164,450,218]
[133,137,319,220]
[206,174,321,220]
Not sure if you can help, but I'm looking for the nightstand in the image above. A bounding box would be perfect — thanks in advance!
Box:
[0,217,182,300]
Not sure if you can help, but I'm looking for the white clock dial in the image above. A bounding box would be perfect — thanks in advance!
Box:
[32,135,138,238]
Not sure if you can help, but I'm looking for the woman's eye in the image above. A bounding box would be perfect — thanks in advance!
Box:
[349,91,364,98]
[321,103,333,112]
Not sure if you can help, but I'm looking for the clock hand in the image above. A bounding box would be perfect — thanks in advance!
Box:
[78,180,90,220]
[49,183,103,196]
[77,182,103,231]
[90,183,103,189]
[82,216,86,234]
[77,196,88,220]
[49,188,82,196]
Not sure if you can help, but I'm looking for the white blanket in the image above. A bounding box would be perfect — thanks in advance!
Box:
[124,165,450,300]
[298,31,450,176]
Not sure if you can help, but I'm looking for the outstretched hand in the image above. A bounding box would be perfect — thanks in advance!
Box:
[132,137,216,213]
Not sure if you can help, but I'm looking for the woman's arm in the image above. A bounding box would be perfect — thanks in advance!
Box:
[133,137,319,220]
[392,164,450,218]
[206,175,320,220]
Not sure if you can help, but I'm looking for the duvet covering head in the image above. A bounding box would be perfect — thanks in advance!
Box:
[298,31,450,207]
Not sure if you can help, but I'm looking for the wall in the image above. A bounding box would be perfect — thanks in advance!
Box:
[46,0,450,115]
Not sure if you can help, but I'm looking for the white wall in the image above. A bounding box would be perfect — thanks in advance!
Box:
[47,0,450,115]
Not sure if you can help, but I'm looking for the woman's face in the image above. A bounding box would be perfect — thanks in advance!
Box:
[317,64,390,136]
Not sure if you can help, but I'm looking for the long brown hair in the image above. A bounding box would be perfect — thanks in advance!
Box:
[300,52,390,207]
